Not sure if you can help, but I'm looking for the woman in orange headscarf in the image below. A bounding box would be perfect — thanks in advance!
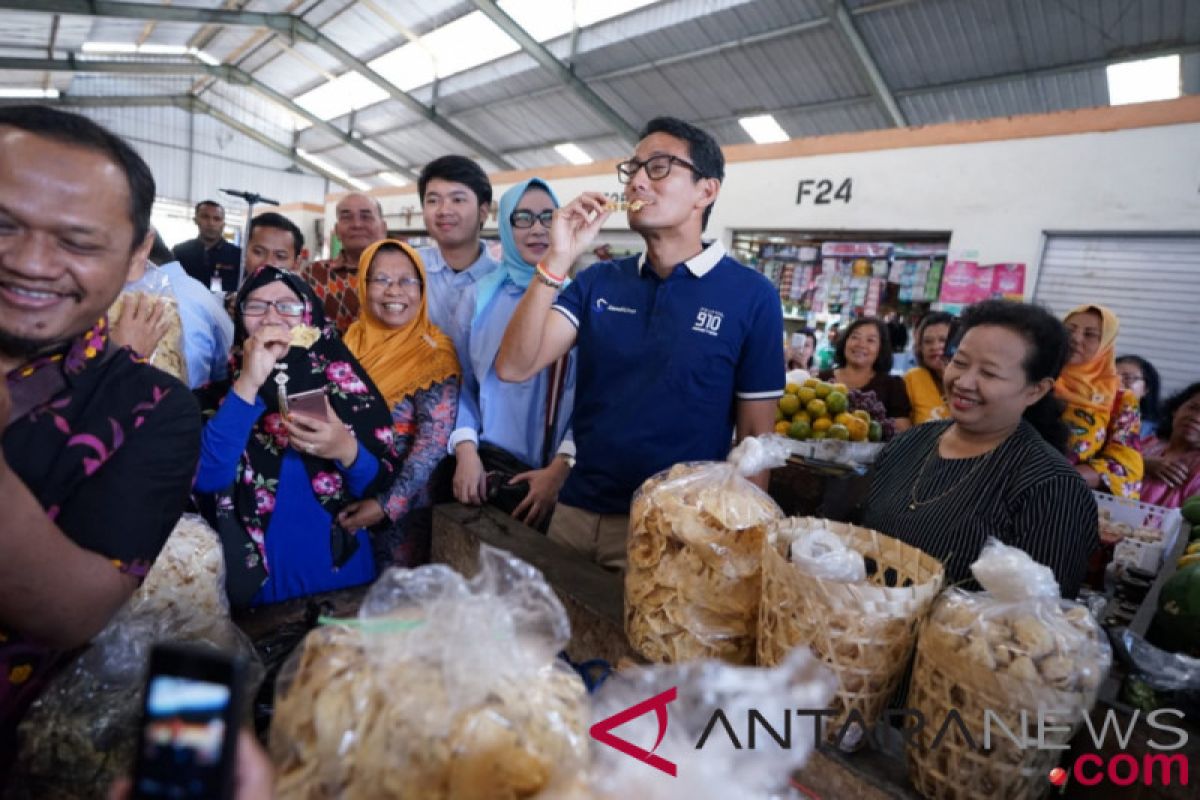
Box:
[1056,304,1143,498]
[339,240,461,566]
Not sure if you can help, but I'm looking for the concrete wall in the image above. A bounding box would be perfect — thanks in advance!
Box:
[336,96,1200,296]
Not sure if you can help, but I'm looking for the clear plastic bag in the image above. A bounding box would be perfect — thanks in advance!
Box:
[12,515,261,799]
[626,435,789,664]
[559,647,836,800]
[788,526,867,582]
[1113,628,1200,716]
[269,545,589,800]
[109,263,188,381]
[907,539,1112,800]
[920,540,1110,693]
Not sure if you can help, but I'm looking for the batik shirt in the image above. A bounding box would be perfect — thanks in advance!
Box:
[301,253,360,335]
[1,319,200,750]
[1063,389,1143,498]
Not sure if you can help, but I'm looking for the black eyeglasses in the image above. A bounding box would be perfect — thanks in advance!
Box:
[241,299,306,317]
[509,209,554,229]
[616,154,702,184]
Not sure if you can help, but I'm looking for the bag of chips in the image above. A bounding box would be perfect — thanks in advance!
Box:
[109,264,188,382]
[567,647,836,799]
[270,545,589,799]
[625,436,789,665]
[12,515,261,799]
[907,540,1111,799]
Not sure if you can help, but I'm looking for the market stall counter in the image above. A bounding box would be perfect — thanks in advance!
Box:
[430,502,925,800]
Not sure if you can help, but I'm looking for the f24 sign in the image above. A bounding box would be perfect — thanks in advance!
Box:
[796,178,852,205]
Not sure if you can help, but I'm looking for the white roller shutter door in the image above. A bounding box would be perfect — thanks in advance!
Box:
[1034,234,1200,395]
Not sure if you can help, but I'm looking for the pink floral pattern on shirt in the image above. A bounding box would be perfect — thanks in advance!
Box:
[374,377,459,567]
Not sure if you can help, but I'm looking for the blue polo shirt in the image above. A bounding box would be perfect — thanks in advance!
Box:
[552,241,784,514]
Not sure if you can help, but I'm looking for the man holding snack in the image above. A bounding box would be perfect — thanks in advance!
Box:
[496,116,784,569]
[0,106,201,764]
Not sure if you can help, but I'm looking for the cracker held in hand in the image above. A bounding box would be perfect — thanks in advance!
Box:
[289,323,320,349]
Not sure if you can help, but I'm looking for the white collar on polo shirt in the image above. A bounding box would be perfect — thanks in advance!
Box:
[637,240,726,278]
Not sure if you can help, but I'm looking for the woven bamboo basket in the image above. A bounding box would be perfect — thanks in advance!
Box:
[906,596,1107,800]
[757,518,945,742]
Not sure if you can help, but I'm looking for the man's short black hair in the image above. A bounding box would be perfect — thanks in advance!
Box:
[249,211,304,256]
[417,155,492,206]
[195,200,223,215]
[639,116,724,229]
[0,105,155,249]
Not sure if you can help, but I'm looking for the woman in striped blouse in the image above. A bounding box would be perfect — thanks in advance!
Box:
[862,300,1098,598]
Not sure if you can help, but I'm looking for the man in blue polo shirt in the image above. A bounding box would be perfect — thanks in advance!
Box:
[497,116,783,570]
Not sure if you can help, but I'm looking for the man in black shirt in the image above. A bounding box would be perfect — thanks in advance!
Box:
[172,199,242,291]
[0,106,201,763]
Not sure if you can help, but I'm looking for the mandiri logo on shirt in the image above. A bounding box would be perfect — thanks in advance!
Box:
[594,298,637,315]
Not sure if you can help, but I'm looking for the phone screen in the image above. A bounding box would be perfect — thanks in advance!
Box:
[133,647,239,800]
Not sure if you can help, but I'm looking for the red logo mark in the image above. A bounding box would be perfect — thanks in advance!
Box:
[1049,767,1068,786]
[589,687,678,777]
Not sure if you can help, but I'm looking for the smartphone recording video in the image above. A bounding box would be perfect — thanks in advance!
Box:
[132,644,241,800]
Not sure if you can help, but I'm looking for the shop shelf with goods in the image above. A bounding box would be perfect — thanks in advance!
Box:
[732,230,950,334]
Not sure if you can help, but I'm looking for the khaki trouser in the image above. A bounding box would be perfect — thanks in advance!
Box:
[547,502,629,572]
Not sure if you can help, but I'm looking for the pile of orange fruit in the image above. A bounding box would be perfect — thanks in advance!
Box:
[774,379,881,442]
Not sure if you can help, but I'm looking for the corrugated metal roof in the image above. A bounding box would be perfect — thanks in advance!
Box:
[899,67,1110,125]
[0,12,58,48]
[65,73,198,97]
[1,0,1198,194]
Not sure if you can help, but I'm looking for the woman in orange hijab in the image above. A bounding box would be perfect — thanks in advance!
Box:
[339,240,461,566]
[1056,304,1143,498]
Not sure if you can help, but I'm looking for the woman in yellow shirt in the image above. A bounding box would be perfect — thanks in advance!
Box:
[904,312,956,425]
[1057,304,1143,498]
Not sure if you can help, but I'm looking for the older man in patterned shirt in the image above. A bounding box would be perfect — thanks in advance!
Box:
[301,192,387,334]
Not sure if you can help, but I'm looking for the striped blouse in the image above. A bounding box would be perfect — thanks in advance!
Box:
[862,420,1099,598]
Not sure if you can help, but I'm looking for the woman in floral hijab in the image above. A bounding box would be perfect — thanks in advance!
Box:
[194,266,402,607]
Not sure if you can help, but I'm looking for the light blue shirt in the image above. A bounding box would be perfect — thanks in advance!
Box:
[153,261,234,388]
[449,276,576,467]
[419,243,499,358]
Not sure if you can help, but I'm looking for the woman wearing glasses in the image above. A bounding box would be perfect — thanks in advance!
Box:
[340,240,461,566]
[449,178,577,530]
[1116,354,1162,439]
[193,266,403,607]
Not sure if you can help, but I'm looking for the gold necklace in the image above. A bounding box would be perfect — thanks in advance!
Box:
[907,431,1000,511]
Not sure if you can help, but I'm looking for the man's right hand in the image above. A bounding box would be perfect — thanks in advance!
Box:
[544,192,613,275]
[453,443,488,506]
[233,325,290,402]
[111,293,170,358]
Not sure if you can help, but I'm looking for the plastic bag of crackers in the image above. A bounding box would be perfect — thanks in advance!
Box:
[108,264,189,383]
[269,545,590,800]
[544,647,836,800]
[12,515,261,799]
[907,539,1112,800]
[626,435,789,665]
